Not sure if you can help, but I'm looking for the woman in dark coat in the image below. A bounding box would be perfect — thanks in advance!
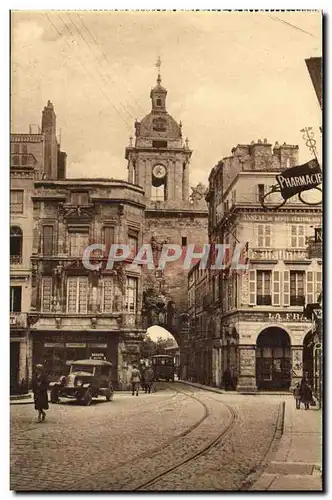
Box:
[32,364,49,422]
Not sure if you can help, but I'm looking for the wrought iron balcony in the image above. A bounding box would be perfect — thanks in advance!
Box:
[10,254,22,265]
[257,295,272,306]
[10,153,37,168]
[249,248,308,262]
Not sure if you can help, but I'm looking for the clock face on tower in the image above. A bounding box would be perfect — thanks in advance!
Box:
[153,164,166,179]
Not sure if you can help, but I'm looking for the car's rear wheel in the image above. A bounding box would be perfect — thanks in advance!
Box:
[106,383,113,402]
[83,388,92,406]
[50,387,59,404]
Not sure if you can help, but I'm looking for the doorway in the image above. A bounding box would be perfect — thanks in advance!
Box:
[256,327,291,390]
[10,342,20,394]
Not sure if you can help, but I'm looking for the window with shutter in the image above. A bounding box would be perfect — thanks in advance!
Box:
[272,271,280,306]
[306,271,314,305]
[283,270,290,306]
[257,184,265,202]
[257,270,272,305]
[315,271,322,301]
[103,227,114,249]
[43,225,54,255]
[290,271,305,306]
[265,225,271,247]
[290,225,305,248]
[258,225,264,247]
[249,270,256,305]
[257,225,271,247]
[10,190,24,213]
[42,277,53,312]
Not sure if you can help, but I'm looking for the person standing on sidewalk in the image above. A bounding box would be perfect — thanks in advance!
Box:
[32,364,49,422]
[293,382,301,409]
[143,365,154,394]
[301,381,313,410]
[131,365,141,396]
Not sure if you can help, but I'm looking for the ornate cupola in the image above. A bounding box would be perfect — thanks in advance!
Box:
[150,74,168,113]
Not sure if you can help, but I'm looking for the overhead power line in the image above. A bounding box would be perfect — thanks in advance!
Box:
[44,13,132,132]
[269,15,318,39]
[66,12,137,122]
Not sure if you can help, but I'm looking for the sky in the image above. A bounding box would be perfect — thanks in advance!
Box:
[11,10,322,189]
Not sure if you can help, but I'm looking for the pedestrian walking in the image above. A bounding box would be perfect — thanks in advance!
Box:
[301,381,313,410]
[131,364,141,396]
[143,365,154,393]
[32,364,49,422]
[293,382,301,409]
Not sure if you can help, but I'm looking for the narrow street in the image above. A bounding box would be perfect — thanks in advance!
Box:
[11,383,284,491]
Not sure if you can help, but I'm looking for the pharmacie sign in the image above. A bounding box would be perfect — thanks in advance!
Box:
[276,159,322,200]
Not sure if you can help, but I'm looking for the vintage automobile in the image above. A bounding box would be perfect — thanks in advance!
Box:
[49,359,114,406]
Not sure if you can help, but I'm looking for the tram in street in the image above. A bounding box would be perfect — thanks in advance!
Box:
[151,354,176,382]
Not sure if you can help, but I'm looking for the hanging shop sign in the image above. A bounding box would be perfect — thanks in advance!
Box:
[90,352,107,360]
[276,159,322,201]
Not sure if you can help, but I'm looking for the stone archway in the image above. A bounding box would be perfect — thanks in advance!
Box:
[256,327,291,390]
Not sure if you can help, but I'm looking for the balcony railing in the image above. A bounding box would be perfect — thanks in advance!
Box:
[10,254,22,265]
[257,295,272,306]
[249,248,308,262]
[10,203,24,214]
[10,312,27,328]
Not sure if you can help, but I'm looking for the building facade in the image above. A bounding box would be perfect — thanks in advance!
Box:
[188,262,214,384]
[196,139,323,392]
[125,74,208,377]
[10,101,67,393]
[29,178,146,389]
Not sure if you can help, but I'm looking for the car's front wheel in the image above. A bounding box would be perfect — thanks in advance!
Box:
[83,387,92,406]
[50,387,59,404]
[105,383,114,402]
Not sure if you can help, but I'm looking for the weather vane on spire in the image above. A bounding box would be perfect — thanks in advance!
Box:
[155,56,162,84]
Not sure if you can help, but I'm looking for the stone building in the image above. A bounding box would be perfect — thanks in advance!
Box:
[29,178,146,389]
[10,101,66,393]
[125,74,208,376]
[197,140,323,392]
[187,262,212,384]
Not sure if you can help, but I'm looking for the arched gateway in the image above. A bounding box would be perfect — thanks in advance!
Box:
[256,327,291,390]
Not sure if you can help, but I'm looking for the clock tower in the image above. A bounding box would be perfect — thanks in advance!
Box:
[125,71,208,377]
[125,74,192,209]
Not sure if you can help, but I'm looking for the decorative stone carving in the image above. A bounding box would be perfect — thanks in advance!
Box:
[62,206,94,220]
[189,183,208,204]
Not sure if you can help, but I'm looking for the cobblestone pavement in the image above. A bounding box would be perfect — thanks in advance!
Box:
[11,384,282,491]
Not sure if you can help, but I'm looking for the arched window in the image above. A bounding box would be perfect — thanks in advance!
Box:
[10,226,23,264]
[151,185,165,202]
[156,97,162,107]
